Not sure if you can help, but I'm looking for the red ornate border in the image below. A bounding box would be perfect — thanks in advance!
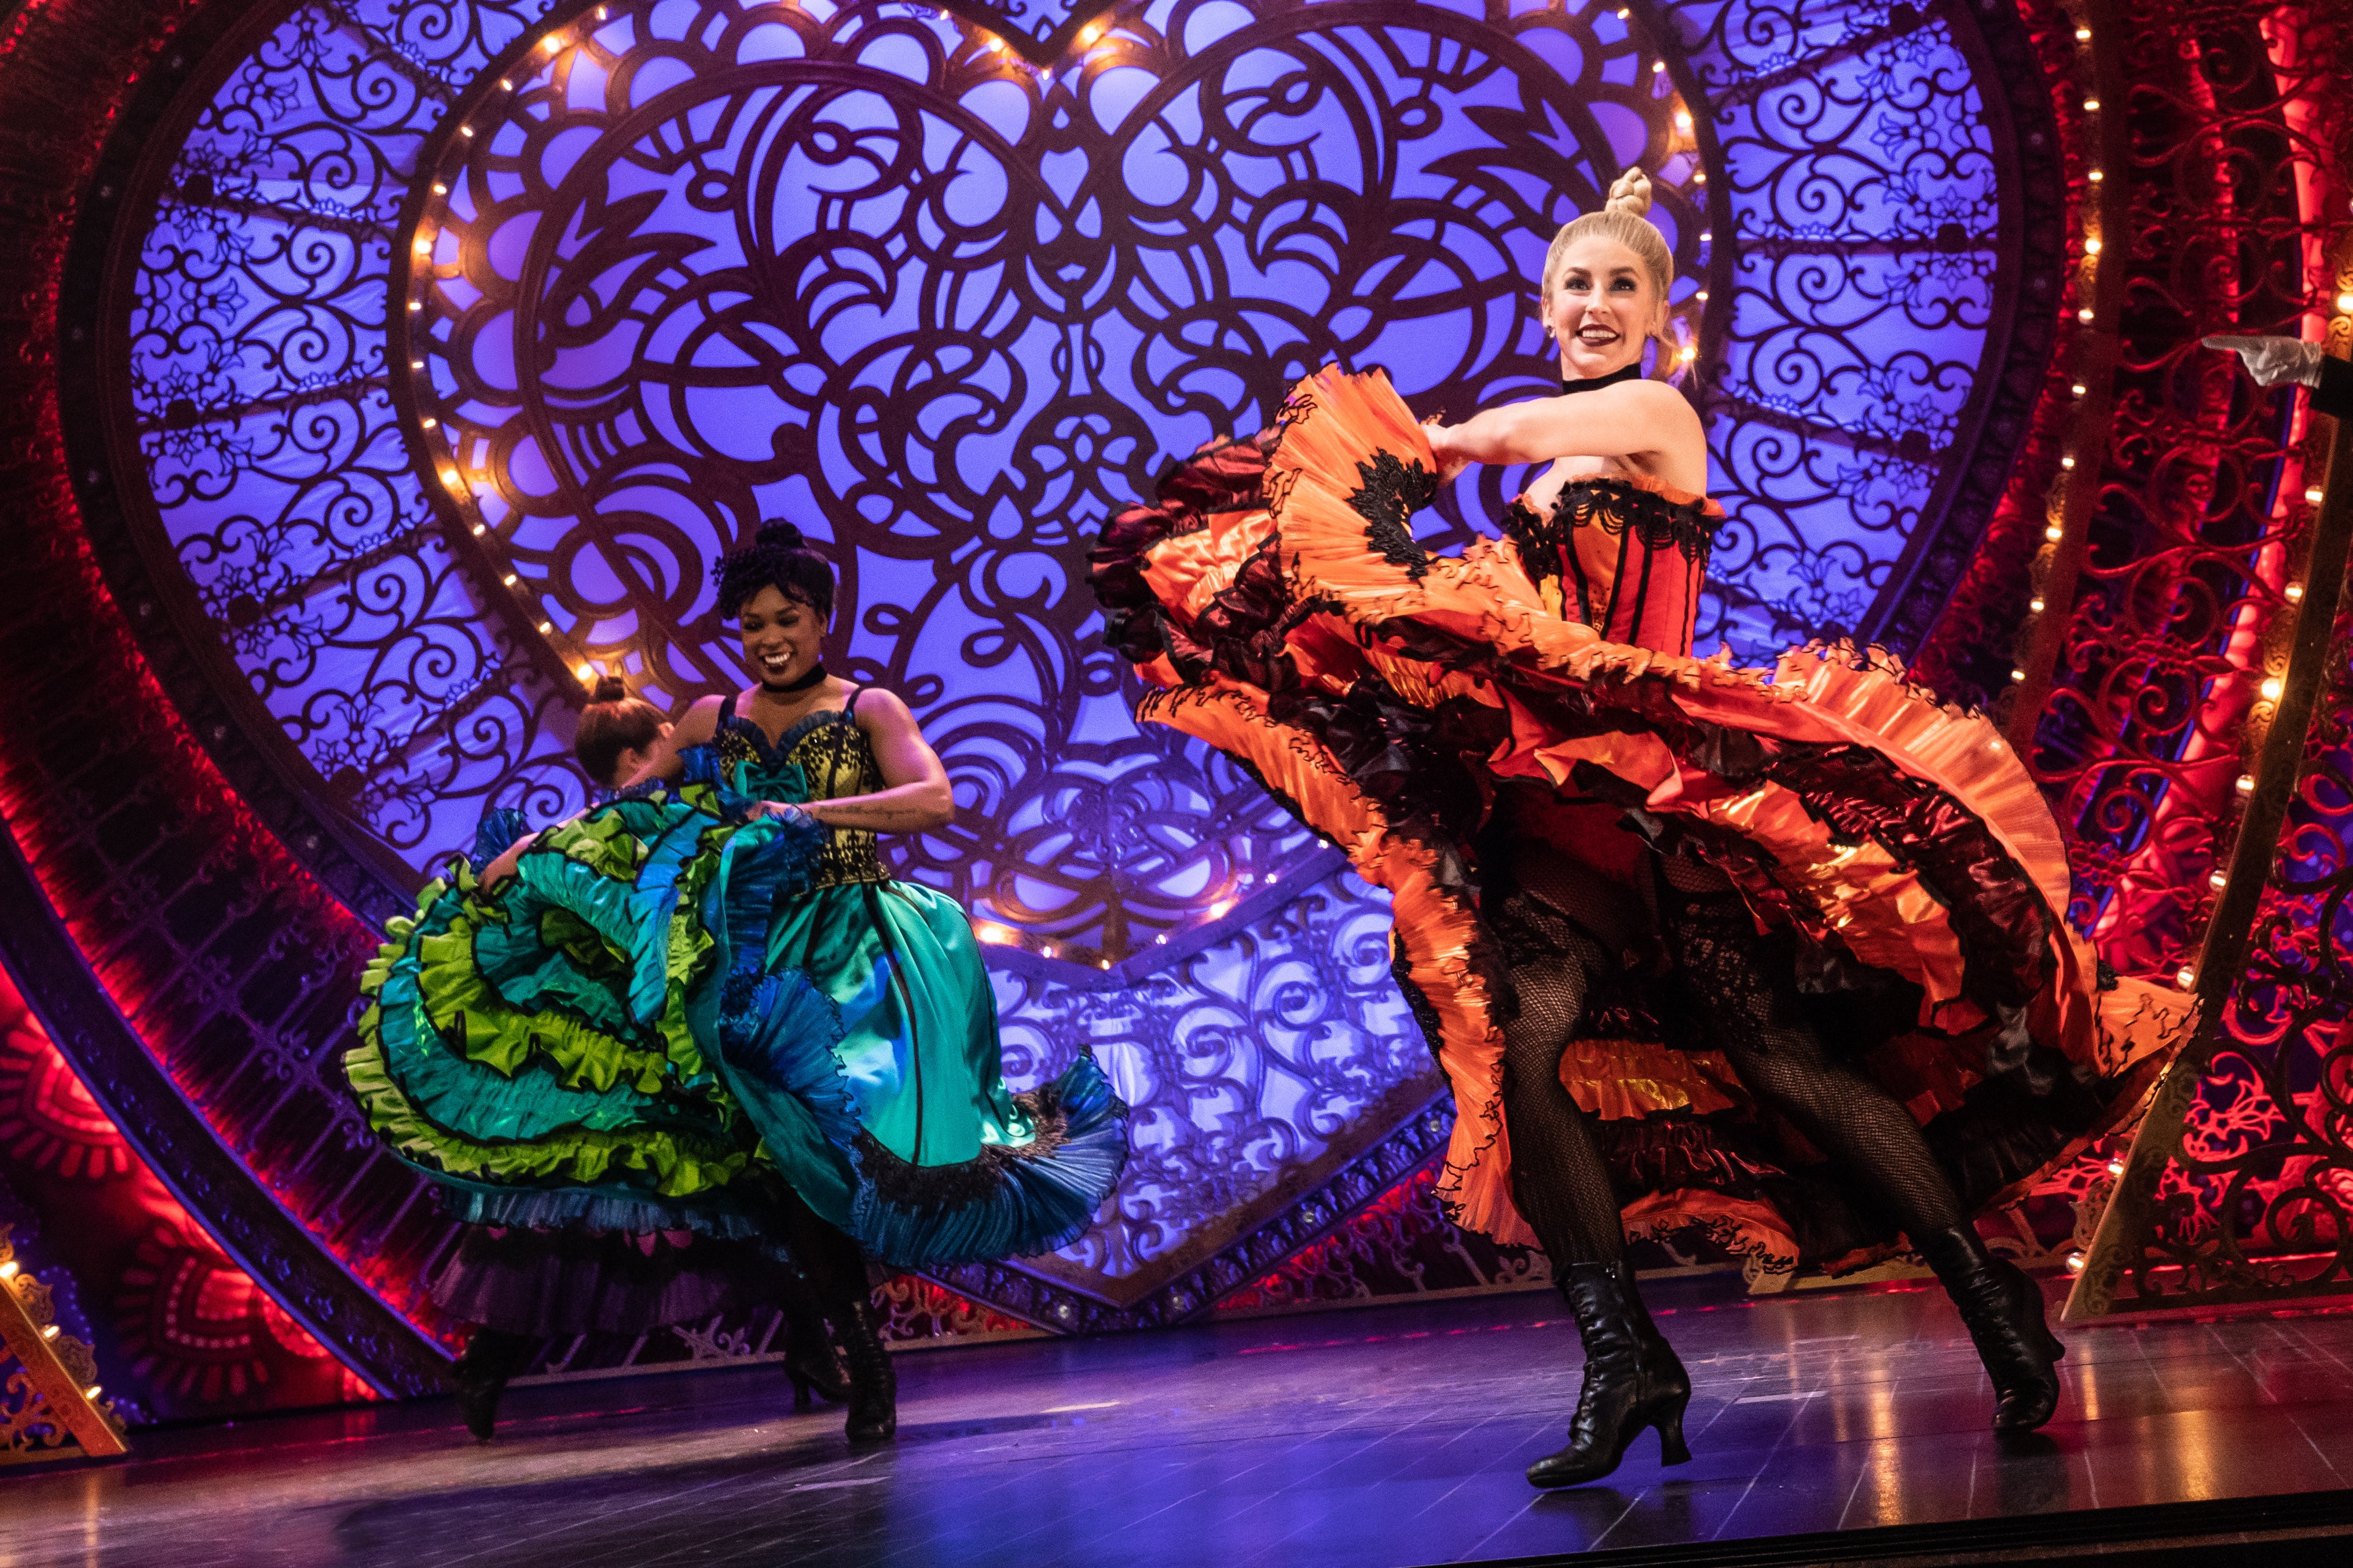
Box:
[0,0,449,1393]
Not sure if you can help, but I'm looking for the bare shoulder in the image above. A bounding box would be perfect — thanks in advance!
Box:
[852,684,919,731]
[672,693,727,745]
[1612,377,1703,429]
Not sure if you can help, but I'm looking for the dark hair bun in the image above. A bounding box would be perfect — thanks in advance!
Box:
[588,674,629,704]
[713,515,836,620]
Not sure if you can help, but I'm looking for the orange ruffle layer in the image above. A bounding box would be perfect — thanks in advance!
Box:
[1130,366,2195,1259]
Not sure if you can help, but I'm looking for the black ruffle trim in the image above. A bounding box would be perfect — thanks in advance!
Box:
[1088,430,1278,677]
[1390,934,1446,1064]
[1502,477,1716,587]
[850,1079,1121,1217]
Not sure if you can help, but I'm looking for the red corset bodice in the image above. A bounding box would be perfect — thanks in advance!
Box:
[1501,475,1721,656]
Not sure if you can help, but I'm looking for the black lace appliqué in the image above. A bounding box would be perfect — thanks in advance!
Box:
[787,721,888,888]
[1502,476,1716,586]
[1347,449,1438,581]
[851,1081,1109,1214]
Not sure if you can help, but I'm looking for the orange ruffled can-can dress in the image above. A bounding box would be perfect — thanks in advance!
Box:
[1090,367,2194,1274]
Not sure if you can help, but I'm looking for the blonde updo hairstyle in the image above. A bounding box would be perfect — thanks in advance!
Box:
[1540,168,1676,353]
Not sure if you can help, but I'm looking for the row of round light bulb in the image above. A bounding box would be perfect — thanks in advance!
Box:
[408,24,611,651]
[0,1259,102,1402]
[2021,10,2346,1213]
[973,870,1280,966]
[2192,277,2353,975]
[2061,1151,2134,1271]
[1602,8,1711,366]
[2183,298,2353,983]
[2009,19,2108,688]
[966,15,1112,76]
[2072,23,2104,326]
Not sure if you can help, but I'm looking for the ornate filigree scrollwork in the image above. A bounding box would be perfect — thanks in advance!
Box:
[83,0,2057,1351]
[2013,0,2353,1306]
[0,1228,129,1463]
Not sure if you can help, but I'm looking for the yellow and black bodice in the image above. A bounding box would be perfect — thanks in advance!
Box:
[349,680,1128,1267]
[708,689,886,889]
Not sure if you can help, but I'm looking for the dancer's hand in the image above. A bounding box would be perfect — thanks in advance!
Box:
[1424,422,1472,483]
[753,799,813,824]
[479,840,526,888]
[2205,334,2324,388]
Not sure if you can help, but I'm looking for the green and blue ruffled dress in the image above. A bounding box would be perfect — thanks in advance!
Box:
[346,691,1127,1267]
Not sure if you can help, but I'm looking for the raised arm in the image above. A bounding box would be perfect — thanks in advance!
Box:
[780,689,954,833]
[616,694,725,789]
[1428,380,1705,486]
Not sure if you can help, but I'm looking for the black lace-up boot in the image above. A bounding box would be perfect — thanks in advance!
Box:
[834,1297,897,1442]
[1527,1261,1692,1488]
[1913,1224,2064,1432]
[449,1328,536,1442]
[779,1286,851,1408]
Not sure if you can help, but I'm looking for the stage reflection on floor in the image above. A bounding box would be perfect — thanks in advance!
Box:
[7,1275,2353,1567]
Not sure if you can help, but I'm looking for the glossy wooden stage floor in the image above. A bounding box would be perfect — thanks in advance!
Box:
[9,1276,2353,1567]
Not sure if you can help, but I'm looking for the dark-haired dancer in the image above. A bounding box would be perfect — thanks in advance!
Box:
[430,681,850,1440]
[349,522,1128,1443]
[1091,169,2190,1486]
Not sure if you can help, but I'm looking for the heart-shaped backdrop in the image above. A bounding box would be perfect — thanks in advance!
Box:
[95,0,2058,1361]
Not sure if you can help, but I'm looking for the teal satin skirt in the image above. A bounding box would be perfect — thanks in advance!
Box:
[346,783,1126,1265]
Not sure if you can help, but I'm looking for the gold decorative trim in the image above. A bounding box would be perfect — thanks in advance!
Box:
[0,1227,129,1464]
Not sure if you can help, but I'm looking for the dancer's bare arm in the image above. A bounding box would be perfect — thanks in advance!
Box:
[1428,381,1705,491]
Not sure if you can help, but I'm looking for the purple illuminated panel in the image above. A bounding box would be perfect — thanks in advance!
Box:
[116,0,2020,1309]
[1684,0,2004,656]
[130,0,574,865]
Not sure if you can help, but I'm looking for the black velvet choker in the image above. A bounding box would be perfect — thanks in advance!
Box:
[758,662,827,694]
[1559,363,1643,395]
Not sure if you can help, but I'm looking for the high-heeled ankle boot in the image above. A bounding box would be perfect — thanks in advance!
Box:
[449,1328,536,1442]
[1913,1224,2064,1433]
[1527,1261,1693,1489]
[779,1288,851,1408]
[834,1297,897,1442]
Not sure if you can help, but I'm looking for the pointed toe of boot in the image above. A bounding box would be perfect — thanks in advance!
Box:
[1915,1227,2066,1437]
[1991,1376,2061,1434]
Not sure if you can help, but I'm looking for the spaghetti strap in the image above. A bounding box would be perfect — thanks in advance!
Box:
[844,684,866,715]
[718,691,738,728]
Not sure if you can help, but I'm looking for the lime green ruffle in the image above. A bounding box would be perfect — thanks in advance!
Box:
[347,791,765,1203]
[344,1038,751,1197]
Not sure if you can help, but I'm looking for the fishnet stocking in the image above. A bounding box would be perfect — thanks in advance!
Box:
[1493,841,1640,1269]
[1658,859,1963,1238]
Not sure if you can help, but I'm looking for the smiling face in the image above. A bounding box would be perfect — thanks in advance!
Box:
[1543,234,1665,381]
[737,584,827,689]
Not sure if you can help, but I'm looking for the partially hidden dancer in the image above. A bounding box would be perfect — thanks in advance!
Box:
[414,678,849,1439]
[2205,331,2353,419]
[347,521,1130,1444]
[1088,167,2193,1488]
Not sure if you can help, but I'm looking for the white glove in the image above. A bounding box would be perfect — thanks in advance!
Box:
[2205,334,2325,388]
